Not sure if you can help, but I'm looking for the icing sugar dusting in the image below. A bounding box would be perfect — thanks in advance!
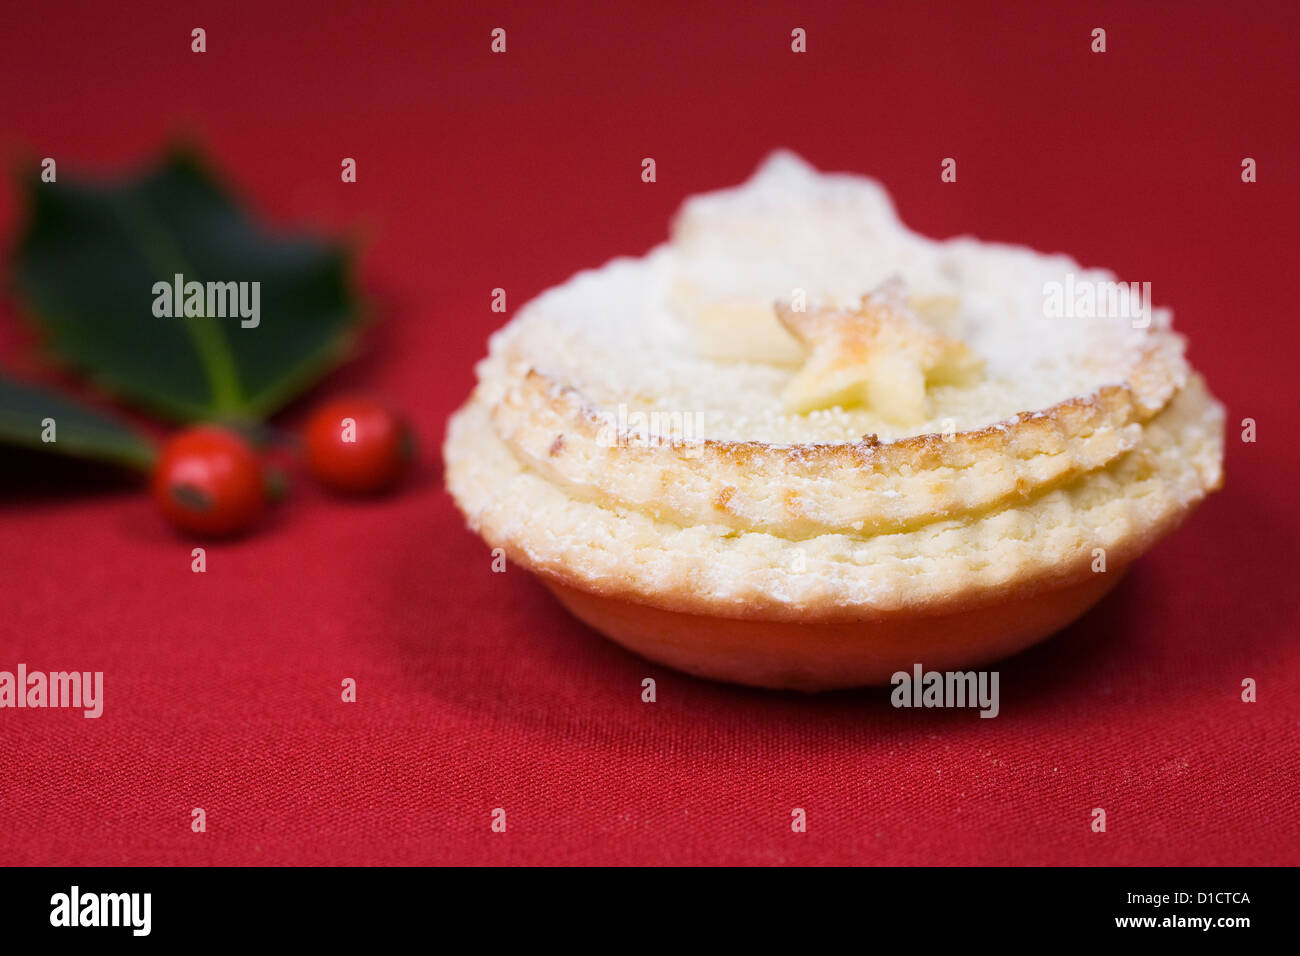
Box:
[494,151,1172,443]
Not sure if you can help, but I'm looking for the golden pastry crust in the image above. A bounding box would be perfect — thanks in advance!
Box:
[491,357,1178,538]
[446,376,1222,621]
[443,152,1225,687]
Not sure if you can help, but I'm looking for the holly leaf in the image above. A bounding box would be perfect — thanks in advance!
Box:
[0,372,154,469]
[11,150,365,423]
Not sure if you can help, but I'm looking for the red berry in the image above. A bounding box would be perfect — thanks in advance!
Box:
[303,396,413,494]
[151,426,268,536]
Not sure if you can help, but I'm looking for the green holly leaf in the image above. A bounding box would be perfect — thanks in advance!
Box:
[0,373,155,469]
[11,149,365,423]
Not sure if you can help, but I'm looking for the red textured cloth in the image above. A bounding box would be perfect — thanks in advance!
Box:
[1,1,1296,866]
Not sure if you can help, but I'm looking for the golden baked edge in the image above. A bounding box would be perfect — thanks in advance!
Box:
[443,375,1224,627]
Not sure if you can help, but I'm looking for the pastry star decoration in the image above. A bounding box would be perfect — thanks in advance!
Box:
[775,279,983,423]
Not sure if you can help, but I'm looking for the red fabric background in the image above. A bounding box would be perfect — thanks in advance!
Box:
[1,0,1296,866]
